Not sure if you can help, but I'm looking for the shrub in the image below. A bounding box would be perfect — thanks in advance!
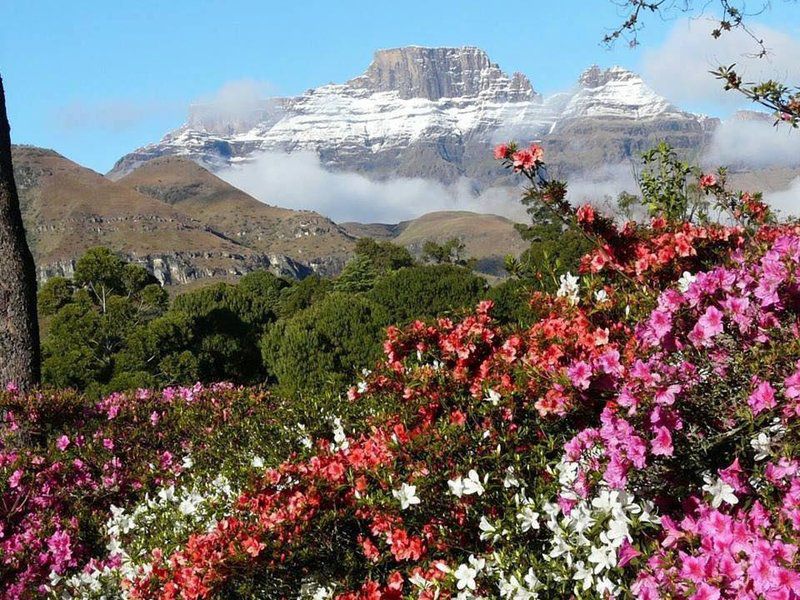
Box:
[367,264,487,323]
[261,292,390,395]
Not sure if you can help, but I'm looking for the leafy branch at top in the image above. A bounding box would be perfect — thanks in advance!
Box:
[604,0,800,125]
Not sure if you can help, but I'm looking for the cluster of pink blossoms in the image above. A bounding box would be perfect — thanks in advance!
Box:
[554,235,800,598]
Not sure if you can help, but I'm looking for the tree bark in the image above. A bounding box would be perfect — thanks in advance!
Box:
[0,75,41,390]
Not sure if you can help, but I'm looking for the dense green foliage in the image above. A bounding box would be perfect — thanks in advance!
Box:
[421,237,476,268]
[262,292,390,395]
[39,245,494,396]
[505,219,593,287]
[367,264,486,323]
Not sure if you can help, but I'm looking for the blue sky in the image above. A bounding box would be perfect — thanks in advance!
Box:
[2,0,799,172]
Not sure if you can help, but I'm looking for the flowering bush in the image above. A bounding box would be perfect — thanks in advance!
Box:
[3,145,800,599]
[0,384,382,598]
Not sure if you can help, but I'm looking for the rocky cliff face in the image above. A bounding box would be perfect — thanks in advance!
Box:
[108,47,717,187]
[348,46,535,102]
[36,252,314,286]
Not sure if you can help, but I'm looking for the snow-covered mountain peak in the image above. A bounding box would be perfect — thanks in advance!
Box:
[347,46,536,102]
[578,65,641,88]
[109,47,716,184]
[560,64,676,120]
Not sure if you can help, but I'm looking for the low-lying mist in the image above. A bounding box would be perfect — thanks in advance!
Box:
[217,126,800,225]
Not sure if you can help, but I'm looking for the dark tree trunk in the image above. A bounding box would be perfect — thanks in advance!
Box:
[0,75,40,390]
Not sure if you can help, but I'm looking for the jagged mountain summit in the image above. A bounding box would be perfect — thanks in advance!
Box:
[108,46,716,185]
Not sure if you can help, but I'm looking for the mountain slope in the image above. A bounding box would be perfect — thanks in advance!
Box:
[12,146,311,283]
[117,156,355,274]
[108,47,716,186]
[340,211,529,278]
[392,211,528,276]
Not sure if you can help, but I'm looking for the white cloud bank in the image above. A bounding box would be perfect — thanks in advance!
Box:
[765,177,800,218]
[706,118,800,168]
[188,80,276,130]
[642,18,800,110]
[218,150,650,224]
[218,151,528,223]
[54,99,180,132]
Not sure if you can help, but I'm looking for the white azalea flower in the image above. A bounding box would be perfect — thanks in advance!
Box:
[587,545,617,573]
[702,476,738,508]
[557,272,580,305]
[330,417,349,451]
[393,482,421,510]
[523,568,540,592]
[178,492,202,516]
[485,388,501,406]
[516,506,540,532]
[311,586,334,600]
[750,431,771,461]
[590,489,621,515]
[503,467,520,489]
[602,517,631,547]
[157,485,176,503]
[594,289,608,303]
[251,455,265,469]
[462,470,486,496]
[479,516,498,542]
[410,572,432,589]
[448,477,465,498]
[677,271,696,293]
[572,561,593,591]
[454,563,479,591]
[595,576,619,596]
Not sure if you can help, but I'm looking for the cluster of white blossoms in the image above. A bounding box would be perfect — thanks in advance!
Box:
[393,482,421,510]
[298,580,335,599]
[556,272,580,306]
[49,471,238,599]
[677,270,697,293]
[329,416,349,452]
[749,417,787,462]
[534,458,659,597]
[448,469,487,498]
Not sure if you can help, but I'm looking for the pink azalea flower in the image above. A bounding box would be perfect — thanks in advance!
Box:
[567,360,593,390]
[699,173,718,190]
[511,149,535,171]
[618,539,642,567]
[690,306,725,346]
[651,426,674,456]
[691,582,721,600]
[649,310,673,341]
[493,144,509,160]
[8,469,22,489]
[748,380,777,416]
[56,435,70,451]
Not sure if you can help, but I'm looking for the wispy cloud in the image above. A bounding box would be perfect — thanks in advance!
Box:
[765,177,800,219]
[642,18,800,110]
[188,79,277,132]
[52,79,276,135]
[54,99,181,132]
